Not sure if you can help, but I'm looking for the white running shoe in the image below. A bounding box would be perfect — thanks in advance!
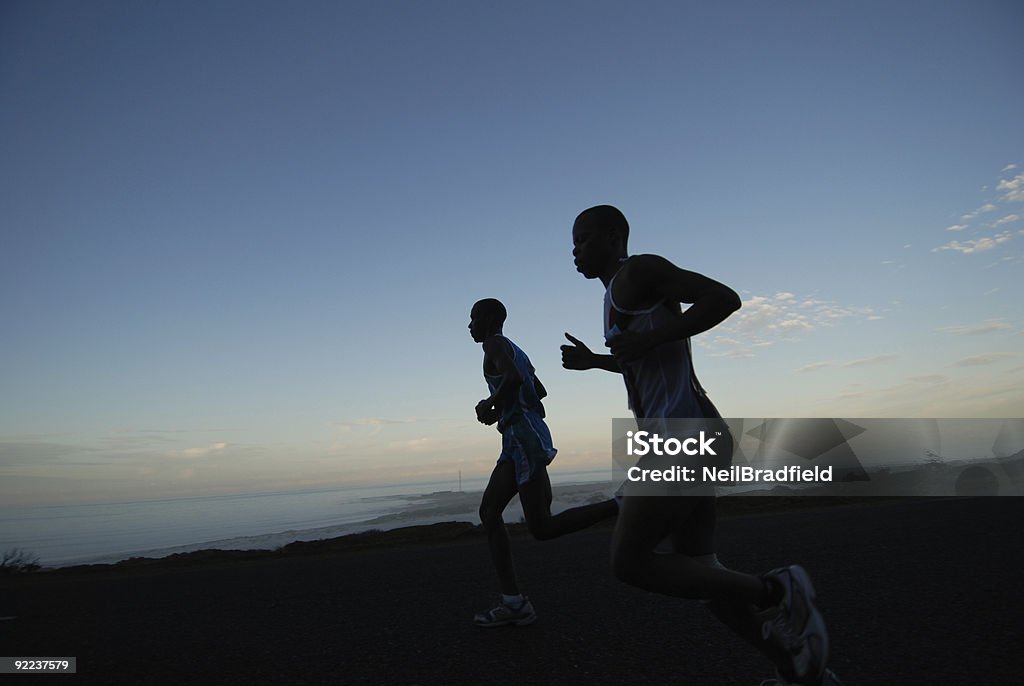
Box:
[761,565,830,684]
[473,597,537,627]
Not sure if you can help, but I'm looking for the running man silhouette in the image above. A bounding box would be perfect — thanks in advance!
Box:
[561,206,838,686]
[469,298,618,627]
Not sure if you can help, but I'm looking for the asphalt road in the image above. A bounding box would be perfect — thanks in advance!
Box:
[3,497,1022,685]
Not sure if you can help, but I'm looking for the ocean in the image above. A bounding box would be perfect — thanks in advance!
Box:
[9,450,1007,569]
[0,470,613,568]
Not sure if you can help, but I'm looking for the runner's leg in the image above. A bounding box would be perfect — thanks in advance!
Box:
[479,461,521,595]
[612,495,769,602]
[518,466,618,540]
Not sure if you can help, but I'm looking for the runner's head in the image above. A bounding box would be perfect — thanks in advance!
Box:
[572,205,629,280]
[469,298,507,342]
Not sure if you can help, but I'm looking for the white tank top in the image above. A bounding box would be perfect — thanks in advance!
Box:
[603,261,704,420]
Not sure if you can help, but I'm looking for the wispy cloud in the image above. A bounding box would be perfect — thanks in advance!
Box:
[789,354,898,374]
[906,374,948,384]
[0,429,231,469]
[709,336,755,358]
[815,373,1024,417]
[936,167,1024,253]
[336,417,416,427]
[178,442,228,459]
[0,441,89,468]
[804,362,1024,416]
[934,231,1014,254]
[998,173,1024,202]
[842,354,901,368]
[794,361,833,373]
[703,292,877,358]
[960,203,997,221]
[938,320,1013,336]
[334,417,420,436]
[386,437,441,453]
[952,352,1019,367]
[821,375,951,406]
[777,318,814,332]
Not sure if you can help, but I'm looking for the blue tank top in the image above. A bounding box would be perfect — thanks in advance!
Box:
[483,335,547,429]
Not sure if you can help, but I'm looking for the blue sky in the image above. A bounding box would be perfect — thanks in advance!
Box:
[2,0,1022,506]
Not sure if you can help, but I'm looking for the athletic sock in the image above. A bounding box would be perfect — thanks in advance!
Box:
[501,594,525,609]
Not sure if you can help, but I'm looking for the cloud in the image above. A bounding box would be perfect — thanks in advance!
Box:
[716,349,756,359]
[336,417,414,428]
[823,376,953,406]
[998,173,1024,202]
[939,167,1024,251]
[938,320,1013,335]
[777,318,814,332]
[842,354,901,368]
[817,372,1024,417]
[960,204,997,221]
[906,375,948,384]
[179,442,228,459]
[952,352,1019,367]
[386,437,440,453]
[0,441,88,468]
[708,336,756,358]
[934,231,1014,254]
[0,428,248,479]
[794,361,833,373]
[997,174,1023,191]
[703,292,877,358]
[334,417,419,436]
[733,296,787,330]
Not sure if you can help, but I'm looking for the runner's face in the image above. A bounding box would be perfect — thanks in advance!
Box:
[468,306,492,342]
[572,218,617,279]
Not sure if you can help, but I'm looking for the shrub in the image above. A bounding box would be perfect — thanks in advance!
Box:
[0,548,41,575]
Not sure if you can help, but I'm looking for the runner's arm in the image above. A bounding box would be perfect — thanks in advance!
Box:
[477,337,523,422]
[561,333,622,374]
[607,255,740,362]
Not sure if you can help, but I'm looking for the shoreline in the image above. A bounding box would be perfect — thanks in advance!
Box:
[11,455,1014,571]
